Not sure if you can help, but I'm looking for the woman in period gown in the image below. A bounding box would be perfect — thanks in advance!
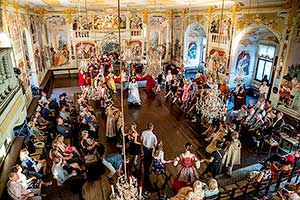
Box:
[233,85,246,110]
[173,143,200,191]
[181,81,191,109]
[127,78,141,105]
[144,73,156,93]
[106,67,117,94]
[222,131,241,176]
[78,69,85,91]
[105,106,120,138]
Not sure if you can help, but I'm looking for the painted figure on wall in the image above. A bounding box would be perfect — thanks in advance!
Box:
[34,49,42,74]
[76,42,95,59]
[130,15,142,29]
[210,17,231,40]
[150,30,159,50]
[188,43,197,60]
[236,51,250,75]
[279,64,300,111]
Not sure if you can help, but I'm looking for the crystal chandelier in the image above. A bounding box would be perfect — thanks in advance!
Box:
[197,87,227,122]
[110,175,143,200]
[234,69,245,85]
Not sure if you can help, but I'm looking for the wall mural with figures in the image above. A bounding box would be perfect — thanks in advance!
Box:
[279,36,300,113]
[6,12,31,98]
[210,16,231,41]
[207,49,227,80]
[75,42,95,59]
[236,51,250,76]
[173,16,183,62]
[129,14,143,29]
[46,17,70,67]
[184,23,206,69]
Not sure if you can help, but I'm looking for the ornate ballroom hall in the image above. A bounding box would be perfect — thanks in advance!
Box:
[0,0,300,199]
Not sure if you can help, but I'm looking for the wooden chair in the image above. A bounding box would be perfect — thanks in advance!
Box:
[218,186,236,200]
[235,180,256,199]
[254,177,272,197]
[275,170,292,190]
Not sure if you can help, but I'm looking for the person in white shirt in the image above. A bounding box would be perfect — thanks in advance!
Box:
[7,172,42,200]
[259,80,269,100]
[141,123,157,187]
[165,70,173,93]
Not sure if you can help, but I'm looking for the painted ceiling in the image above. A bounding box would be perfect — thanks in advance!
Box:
[16,0,287,10]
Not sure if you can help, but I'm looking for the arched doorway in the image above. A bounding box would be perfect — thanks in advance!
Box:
[229,26,279,96]
[22,29,39,87]
[183,23,206,74]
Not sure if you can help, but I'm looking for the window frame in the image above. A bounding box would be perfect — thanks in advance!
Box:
[254,44,276,83]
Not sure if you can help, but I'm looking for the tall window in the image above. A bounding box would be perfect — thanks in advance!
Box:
[255,44,276,82]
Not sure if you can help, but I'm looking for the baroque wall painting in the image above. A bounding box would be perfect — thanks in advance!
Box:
[207,49,227,77]
[149,29,159,50]
[173,16,183,61]
[279,35,300,112]
[236,51,250,76]
[76,42,95,59]
[210,16,231,40]
[129,15,142,29]
[128,40,142,56]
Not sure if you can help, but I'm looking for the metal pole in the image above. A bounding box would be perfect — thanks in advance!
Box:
[118,0,127,179]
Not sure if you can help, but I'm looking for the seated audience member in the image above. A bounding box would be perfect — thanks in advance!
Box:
[186,180,205,200]
[52,157,77,186]
[170,180,204,200]
[284,184,300,200]
[59,105,70,122]
[36,99,44,113]
[272,112,285,133]
[41,102,51,120]
[231,105,248,128]
[40,91,49,104]
[248,113,264,133]
[56,117,71,137]
[52,135,81,162]
[266,154,294,176]
[19,149,47,178]
[247,100,255,111]
[81,130,99,155]
[7,172,42,200]
[88,114,98,138]
[204,178,219,198]
[11,164,51,190]
[102,153,124,178]
[264,100,273,114]
[34,111,49,127]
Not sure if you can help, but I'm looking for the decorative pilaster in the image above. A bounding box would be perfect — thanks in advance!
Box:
[142,9,149,55]
[227,4,241,72]
[181,9,187,63]
[206,6,215,58]
[64,9,74,24]
[166,9,174,61]
[37,8,46,23]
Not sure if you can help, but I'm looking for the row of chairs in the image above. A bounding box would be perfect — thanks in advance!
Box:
[204,166,300,200]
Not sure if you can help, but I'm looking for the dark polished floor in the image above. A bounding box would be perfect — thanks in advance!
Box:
[44,77,269,199]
